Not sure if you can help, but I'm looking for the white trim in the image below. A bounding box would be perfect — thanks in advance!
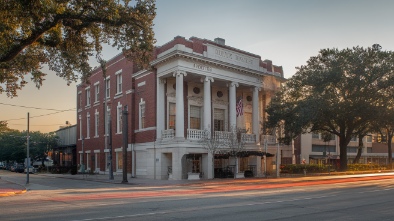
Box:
[94,149,101,153]
[139,99,146,130]
[134,126,156,133]
[85,150,91,153]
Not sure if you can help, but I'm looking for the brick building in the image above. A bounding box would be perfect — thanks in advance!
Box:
[77,36,285,180]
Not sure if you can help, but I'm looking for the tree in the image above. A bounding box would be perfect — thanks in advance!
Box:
[224,126,247,177]
[0,130,26,163]
[199,129,224,179]
[28,131,59,165]
[0,121,12,133]
[0,0,156,97]
[266,45,394,171]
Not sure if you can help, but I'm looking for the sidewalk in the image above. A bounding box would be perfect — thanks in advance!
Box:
[2,171,394,197]
[0,177,26,197]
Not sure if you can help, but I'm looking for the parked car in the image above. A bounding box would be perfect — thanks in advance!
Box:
[24,166,36,174]
[15,165,25,173]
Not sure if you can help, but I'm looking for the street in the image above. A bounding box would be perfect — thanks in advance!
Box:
[1,171,394,221]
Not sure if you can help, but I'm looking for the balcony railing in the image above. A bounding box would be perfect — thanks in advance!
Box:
[161,129,258,144]
[187,129,205,140]
[242,133,256,143]
[261,135,277,144]
[162,129,175,139]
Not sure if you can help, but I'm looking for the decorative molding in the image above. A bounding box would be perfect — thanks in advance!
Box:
[159,78,167,85]
[227,82,239,88]
[187,96,204,105]
[173,70,187,77]
[213,99,228,106]
[167,92,176,98]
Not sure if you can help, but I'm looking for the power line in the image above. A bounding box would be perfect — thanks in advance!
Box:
[0,102,75,112]
[8,123,65,127]
[2,109,73,121]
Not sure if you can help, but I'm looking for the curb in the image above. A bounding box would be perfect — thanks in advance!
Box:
[0,176,27,197]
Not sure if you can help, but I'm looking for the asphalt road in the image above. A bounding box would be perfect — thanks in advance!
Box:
[1,171,394,221]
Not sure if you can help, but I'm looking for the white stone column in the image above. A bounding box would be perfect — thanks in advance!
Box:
[173,71,187,139]
[156,78,166,140]
[256,156,262,177]
[228,82,238,129]
[253,87,261,143]
[203,77,214,133]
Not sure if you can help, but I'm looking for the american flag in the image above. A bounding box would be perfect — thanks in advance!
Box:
[236,97,243,117]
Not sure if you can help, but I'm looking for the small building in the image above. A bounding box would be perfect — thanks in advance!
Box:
[53,125,77,168]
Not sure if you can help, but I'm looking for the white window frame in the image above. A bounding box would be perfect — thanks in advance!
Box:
[189,105,202,130]
[85,87,91,107]
[79,115,82,140]
[116,70,122,95]
[94,109,99,137]
[94,83,100,103]
[86,113,90,139]
[105,77,110,99]
[116,102,122,134]
[139,99,146,129]
[78,91,82,110]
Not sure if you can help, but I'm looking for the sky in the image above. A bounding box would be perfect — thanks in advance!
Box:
[1,0,394,133]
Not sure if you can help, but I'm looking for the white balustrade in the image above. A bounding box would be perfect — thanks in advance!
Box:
[162,129,175,139]
[187,129,205,140]
[261,135,277,144]
[242,133,256,143]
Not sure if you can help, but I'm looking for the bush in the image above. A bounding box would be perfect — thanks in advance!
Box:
[281,164,329,174]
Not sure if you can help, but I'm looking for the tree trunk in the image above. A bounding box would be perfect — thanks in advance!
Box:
[353,136,363,164]
[387,131,393,169]
[339,136,348,171]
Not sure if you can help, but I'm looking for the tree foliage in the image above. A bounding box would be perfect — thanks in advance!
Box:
[265,45,394,171]
[0,0,156,97]
[0,130,59,164]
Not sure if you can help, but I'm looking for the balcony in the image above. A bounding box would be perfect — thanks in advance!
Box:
[261,135,277,144]
[161,129,257,144]
[187,129,205,140]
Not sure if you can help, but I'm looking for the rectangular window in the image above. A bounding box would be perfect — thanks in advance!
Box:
[95,112,99,137]
[312,133,320,139]
[350,136,357,142]
[117,105,122,133]
[312,145,336,152]
[95,84,99,103]
[86,114,90,138]
[117,152,123,171]
[86,88,91,106]
[244,112,252,133]
[366,135,372,143]
[106,78,110,98]
[79,115,82,139]
[214,108,225,131]
[190,105,201,129]
[140,102,146,129]
[169,103,176,129]
[78,92,82,109]
[116,73,122,94]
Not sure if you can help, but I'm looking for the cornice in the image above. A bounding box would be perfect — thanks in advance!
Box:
[150,50,285,80]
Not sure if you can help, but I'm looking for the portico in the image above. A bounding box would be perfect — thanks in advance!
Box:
[150,37,283,180]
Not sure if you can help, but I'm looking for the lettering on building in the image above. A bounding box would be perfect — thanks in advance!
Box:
[193,63,212,72]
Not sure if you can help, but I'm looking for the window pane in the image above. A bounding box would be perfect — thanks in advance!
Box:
[169,103,176,129]
[190,106,201,129]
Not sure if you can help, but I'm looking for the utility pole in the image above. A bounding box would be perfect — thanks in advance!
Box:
[26,112,30,184]
[81,136,85,175]
[108,115,114,180]
[122,105,128,183]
